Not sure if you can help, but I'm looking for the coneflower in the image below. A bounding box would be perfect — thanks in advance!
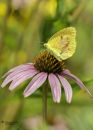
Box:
[1,50,92,122]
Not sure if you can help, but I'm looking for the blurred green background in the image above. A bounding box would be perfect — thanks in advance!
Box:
[0,0,93,130]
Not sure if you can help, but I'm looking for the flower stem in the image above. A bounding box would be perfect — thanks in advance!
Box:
[42,82,48,123]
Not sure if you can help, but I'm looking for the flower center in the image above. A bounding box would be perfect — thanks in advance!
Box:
[34,50,64,73]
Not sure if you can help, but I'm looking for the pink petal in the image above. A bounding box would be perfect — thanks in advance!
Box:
[2,63,35,78]
[62,69,71,74]
[9,63,35,73]
[23,72,47,97]
[58,75,73,103]
[1,68,37,88]
[62,69,92,96]
[6,66,36,79]
[48,73,61,103]
[9,70,38,90]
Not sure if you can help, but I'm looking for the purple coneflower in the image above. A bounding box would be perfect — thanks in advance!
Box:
[1,50,91,103]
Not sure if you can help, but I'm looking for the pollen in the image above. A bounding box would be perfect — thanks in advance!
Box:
[34,50,64,73]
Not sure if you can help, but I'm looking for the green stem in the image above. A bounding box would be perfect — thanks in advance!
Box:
[42,82,48,123]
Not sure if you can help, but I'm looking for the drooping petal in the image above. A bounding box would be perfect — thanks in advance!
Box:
[5,66,36,80]
[2,63,35,78]
[9,70,38,90]
[23,72,47,97]
[62,69,71,74]
[58,75,73,103]
[9,63,35,73]
[48,73,61,103]
[62,69,92,96]
[1,68,38,88]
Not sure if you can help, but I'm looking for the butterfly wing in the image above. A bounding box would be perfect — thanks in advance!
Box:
[44,27,76,61]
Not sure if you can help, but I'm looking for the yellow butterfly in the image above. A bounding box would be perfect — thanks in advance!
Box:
[44,27,76,61]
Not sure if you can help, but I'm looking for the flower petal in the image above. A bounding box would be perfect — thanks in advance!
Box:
[1,69,37,88]
[48,73,61,103]
[9,70,38,90]
[62,69,92,96]
[2,63,35,78]
[58,75,73,103]
[6,66,36,79]
[62,69,71,74]
[23,72,47,97]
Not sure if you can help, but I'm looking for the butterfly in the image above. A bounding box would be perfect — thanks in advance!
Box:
[44,27,76,61]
